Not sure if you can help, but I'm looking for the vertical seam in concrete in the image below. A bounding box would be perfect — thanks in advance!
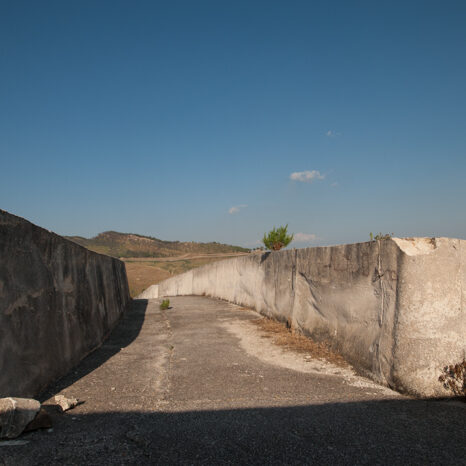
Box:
[459,239,465,360]
[459,240,462,308]
[292,249,297,294]
[191,268,194,295]
[387,240,404,390]
[378,241,385,327]
[374,240,387,383]
[291,249,298,326]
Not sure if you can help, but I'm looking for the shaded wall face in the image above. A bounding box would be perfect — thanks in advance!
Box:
[0,210,131,397]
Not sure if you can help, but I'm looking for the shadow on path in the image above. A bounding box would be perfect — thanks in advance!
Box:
[17,296,464,465]
[39,299,148,401]
[4,399,465,465]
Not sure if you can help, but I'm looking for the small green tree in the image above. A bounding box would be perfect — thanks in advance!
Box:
[262,225,294,251]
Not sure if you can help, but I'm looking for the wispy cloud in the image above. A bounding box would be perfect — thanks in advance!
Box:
[326,130,341,137]
[290,170,325,183]
[294,232,318,243]
[229,204,248,214]
[331,182,339,187]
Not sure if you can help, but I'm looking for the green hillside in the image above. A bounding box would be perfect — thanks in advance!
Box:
[65,231,249,258]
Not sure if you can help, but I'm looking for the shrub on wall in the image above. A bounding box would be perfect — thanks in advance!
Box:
[262,225,294,251]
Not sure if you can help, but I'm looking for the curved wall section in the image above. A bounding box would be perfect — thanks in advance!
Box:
[0,210,131,397]
[148,238,466,397]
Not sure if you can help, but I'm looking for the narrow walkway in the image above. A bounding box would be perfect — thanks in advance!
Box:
[3,297,465,465]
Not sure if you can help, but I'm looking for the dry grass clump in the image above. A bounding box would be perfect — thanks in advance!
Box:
[438,359,466,397]
[253,317,348,368]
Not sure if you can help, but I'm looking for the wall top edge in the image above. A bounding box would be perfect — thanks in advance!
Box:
[0,209,124,264]
[263,236,465,254]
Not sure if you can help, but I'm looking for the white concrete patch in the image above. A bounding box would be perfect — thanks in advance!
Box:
[222,319,399,397]
[392,237,436,255]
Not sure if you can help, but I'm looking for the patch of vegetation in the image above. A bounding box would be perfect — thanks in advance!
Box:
[439,359,466,397]
[370,232,394,241]
[253,317,347,367]
[262,225,294,251]
[160,299,170,310]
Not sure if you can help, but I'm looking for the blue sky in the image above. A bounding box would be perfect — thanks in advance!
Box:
[1,1,465,247]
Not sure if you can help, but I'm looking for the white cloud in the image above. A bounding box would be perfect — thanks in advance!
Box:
[229,204,248,214]
[326,130,341,137]
[289,170,325,183]
[294,232,318,243]
[331,182,339,187]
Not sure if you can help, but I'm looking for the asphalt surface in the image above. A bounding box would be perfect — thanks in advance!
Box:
[2,296,465,465]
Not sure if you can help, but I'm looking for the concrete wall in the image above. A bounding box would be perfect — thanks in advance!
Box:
[142,238,466,397]
[0,210,131,397]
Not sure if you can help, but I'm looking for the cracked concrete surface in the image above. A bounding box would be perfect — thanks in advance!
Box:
[1,296,464,465]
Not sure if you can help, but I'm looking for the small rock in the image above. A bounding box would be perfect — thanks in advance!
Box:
[54,395,80,412]
[0,398,41,439]
[24,408,53,432]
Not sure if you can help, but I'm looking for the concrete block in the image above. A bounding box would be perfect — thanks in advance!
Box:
[136,284,159,299]
[0,398,40,439]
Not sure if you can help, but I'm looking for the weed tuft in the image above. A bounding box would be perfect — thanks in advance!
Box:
[438,359,466,397]
[370,232,394,241]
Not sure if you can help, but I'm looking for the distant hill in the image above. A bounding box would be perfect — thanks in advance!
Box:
[65,231,250,258]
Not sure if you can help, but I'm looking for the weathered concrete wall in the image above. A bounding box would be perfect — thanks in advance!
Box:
[142,238,466,397]
[0,210,131,397]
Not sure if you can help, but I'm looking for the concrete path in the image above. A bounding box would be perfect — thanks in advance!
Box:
[2,296,465,465]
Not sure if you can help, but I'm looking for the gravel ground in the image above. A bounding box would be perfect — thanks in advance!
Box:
[1,296,464,465]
